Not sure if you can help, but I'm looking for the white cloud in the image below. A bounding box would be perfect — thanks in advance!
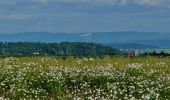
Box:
[0,0,170,8]
[81,33,92,37]
[16,0,128,5]
[134,0,170,8]
[134,0,160,6]
[41,0,170,8]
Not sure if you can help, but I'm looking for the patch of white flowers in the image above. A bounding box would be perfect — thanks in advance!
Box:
[0,57,169,99]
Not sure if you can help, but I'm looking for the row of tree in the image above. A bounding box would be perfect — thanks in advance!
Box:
[143,51,170,56]
[0,42,120,56]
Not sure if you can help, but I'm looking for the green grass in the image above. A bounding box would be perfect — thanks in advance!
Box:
[0,56,170,99]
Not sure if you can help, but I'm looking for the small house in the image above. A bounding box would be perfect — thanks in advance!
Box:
[128,50,139,56]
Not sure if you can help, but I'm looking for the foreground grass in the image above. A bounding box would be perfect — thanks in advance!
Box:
[0,56,170,99]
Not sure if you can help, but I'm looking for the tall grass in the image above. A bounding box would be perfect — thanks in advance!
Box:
[0,56,169,99]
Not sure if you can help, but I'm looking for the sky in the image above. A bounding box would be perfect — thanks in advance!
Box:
[0,0,170,33]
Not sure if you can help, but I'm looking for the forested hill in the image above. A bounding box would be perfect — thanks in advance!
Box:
[0,42,120,56]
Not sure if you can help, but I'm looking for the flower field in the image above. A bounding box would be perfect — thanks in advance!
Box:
[0,56,170,99]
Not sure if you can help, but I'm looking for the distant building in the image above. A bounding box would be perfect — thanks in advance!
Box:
[128,50,139,56]
[33,52,40,55]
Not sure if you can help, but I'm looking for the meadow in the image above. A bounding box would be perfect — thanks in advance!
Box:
[0,56,170,99]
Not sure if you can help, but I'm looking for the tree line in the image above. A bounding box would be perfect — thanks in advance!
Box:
[0,42,120,56]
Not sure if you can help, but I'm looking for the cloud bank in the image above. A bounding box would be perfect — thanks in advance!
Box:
[0,0,170,8]
[5,0,167,8]
[0,0,170,33]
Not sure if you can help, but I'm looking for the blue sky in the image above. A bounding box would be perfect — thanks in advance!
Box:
[0,0,170,33]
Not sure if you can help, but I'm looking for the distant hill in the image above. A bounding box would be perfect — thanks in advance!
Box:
[0,32,170,48]
[133,40,170,48]
[0,32,86,43]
